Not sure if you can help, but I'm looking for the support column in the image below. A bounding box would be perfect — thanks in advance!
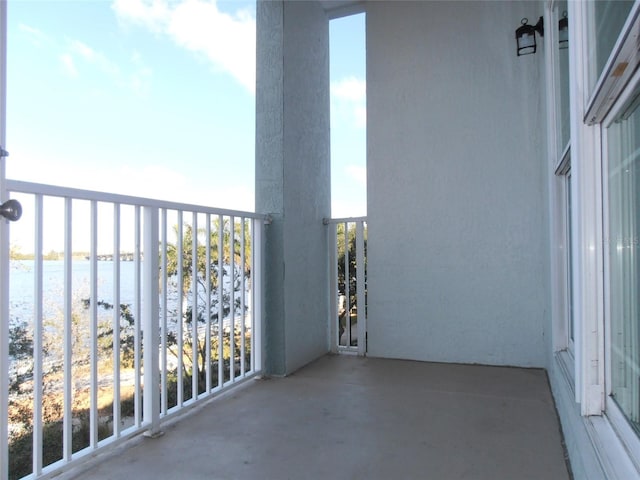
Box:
[256,0,331,375]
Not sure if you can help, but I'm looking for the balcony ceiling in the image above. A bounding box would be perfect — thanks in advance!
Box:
[320,0,364,18]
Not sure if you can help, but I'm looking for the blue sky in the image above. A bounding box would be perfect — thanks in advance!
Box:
[5,0,366,226]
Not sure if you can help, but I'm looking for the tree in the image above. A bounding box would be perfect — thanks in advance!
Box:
[336,222,367,303]
[9,244,32,260]
[164,218,252,391]
[8,322,35,395]
[83,299,137,369]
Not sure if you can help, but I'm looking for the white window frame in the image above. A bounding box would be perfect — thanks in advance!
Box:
[560,0,640,475]
[565,0,607,417]
[0,4,9,480]
[546,0,574,385]
[545,1,640,476]
[556,148,573,350]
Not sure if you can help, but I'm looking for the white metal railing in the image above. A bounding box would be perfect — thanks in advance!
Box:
[2,180,266,480]
[324,217,367,355]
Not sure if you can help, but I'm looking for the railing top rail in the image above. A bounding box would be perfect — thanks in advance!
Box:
[323,216,367,225]
[7,179,268,220]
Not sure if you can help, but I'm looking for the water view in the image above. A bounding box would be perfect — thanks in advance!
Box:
[10,259,138,328]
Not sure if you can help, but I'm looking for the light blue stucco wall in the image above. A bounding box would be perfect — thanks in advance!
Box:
[256,0,331,375]
[366,1,551,367]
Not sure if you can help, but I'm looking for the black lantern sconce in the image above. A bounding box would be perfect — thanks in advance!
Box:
[515,16,544,56]
[559,11,568,49]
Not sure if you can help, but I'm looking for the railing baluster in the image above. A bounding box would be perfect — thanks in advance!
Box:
[89,200,99,449]
[134,205,142,427]
[192,212,198,400]
[142,206,160,437]
[177,212,183,406]
[63,197,73,460]
[0,234,7,480]
[161,209,168,416]
[356,221,366,356]
[344,222,351,348]
[113,203,121,437]
[32,194,43,475]
[253,219,263,374]
[205,214,212,392]
[0,211,7,480]
[217,215,224,386]
[230,216,235,382]
[240,218,246,377]
[329,222,338,353]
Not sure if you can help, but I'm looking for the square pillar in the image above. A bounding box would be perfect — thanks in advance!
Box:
[256,0,331,375]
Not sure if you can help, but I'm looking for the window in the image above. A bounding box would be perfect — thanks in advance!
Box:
[554,149,573,356]
[590,0,640,446]
[566,169,574,347]
[606,90,640,433]
[555,1,572,353]
[586,0,635,96]
[564,166,574,349]
[555,0,640,474]
[550,1,573,358]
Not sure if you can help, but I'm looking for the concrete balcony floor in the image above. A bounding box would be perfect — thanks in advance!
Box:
[69,355,571,480]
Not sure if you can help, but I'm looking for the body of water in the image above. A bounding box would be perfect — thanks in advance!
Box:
[10,260,138,327]
[9,259,251,330]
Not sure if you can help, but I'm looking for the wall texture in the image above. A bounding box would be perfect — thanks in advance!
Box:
[256,0,331,375]
[366,1,550,367]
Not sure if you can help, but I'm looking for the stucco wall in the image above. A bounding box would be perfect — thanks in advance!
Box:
[256,0,331,375]
[366,1,550,367]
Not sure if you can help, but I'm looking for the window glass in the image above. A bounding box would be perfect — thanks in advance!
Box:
[607,92,640,432]
[587,1,634,95]
[566,169,574,345]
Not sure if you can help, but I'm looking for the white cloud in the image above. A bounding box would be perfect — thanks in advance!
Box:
[346,165,366,187]
[62,39,152,94]
[70,40,121,77]
[129,52,153,94]
[19,23,50,47]
[18,23,149,93]
[112,0,256,93]
[60,54,78,77]
[331,77,366,102]
[70,40,95,60]
[331,76,366,129]
[111,0,171,33]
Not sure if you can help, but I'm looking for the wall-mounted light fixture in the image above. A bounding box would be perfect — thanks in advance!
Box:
[559,11,568,49]
[515,16,544,56]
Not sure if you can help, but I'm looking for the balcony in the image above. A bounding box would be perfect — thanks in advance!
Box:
[67,355,570,480]
[2,182,570,480]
